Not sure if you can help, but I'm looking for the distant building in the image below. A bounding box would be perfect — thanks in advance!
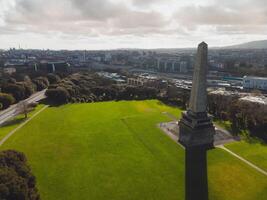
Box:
[97,72,126,83]
[104,53,112,62]
[3,67,16,75]
[243,76,267,91]
[180,61,188,73]
[127,74,165,89]
[38,61,70,73]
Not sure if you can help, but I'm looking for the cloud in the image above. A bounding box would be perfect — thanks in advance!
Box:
[131,0,166,7]
[112,11,167,29]
[215,25,267,35]
[0,0,267,49]
[0,0,172,37]
[174,1,267,29]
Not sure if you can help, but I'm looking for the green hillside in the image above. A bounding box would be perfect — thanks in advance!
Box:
[0,100,266,200]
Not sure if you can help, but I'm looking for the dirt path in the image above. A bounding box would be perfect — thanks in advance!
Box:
[0,105,48,147]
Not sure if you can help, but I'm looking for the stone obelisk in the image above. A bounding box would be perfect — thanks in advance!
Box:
[179,42,215,200]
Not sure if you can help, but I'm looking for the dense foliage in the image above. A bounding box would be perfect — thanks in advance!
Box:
[0,150,40,200]
[208,92,267,141]
[45,73,158,104]
[0,73,62,110]
[0,93,15,109]
[32,77,49,91]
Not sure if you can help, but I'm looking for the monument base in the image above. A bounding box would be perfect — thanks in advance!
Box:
[178,111,215,149]
[178,110,215,200]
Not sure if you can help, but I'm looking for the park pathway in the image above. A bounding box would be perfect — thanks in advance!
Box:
[0,105,48,147]
[218,145,267,177]
[0,90,46,125]
[160,123,267,177]
[160,124,267,177]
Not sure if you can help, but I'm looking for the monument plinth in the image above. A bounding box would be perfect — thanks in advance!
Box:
[178,42,215,200]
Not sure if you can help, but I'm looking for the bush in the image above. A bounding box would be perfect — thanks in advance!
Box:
[33,77,49,91]
[47,73,61,84]
[46,87,70,104]
[0,150,40,200]
[2,84,25,102]
[0,93,15,109]
[22,82,36,98]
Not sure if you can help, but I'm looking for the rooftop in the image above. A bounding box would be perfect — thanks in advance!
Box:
[239,96,267,105]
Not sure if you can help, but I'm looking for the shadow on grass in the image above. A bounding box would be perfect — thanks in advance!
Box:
[157,98,186,110]
[242,130,267,145]
[0,118,26,128]
[38,99,63,108]
[42,98,186,110]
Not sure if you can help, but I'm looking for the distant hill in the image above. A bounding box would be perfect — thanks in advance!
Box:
[224,40,267,49]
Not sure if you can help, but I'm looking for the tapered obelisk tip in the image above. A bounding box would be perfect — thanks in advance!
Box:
[189,42,208,113]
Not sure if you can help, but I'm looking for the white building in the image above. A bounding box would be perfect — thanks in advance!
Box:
[243,76,267,91]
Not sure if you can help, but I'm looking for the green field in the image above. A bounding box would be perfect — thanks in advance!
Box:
[0,100,266,200]
[0,104,45,141]
[214,119,267,172]
[226,141,267,171]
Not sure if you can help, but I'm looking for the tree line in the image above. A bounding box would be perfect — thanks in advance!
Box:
[0,73,62,110]
[164,86,267,142]
[45,72,159,105]
[208,91,267,142]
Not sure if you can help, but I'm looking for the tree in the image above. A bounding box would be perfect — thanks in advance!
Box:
[15,101,32,119]
[47,73,60,84]
[0,93,15,109]
[45,87,70,104]
[2,84,25,102]
[22,82,36,98]
[0,150,40,200]
[33,77,49,91]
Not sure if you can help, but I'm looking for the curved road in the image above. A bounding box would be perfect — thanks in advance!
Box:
[0,90,46,125]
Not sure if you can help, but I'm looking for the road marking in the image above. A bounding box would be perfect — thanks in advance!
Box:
[218,145,267,177]
[0,105,48,147]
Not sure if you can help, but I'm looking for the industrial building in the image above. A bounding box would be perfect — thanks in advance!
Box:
[243,76,267,91]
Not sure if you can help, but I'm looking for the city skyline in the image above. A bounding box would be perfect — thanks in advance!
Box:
[0,0,267,50]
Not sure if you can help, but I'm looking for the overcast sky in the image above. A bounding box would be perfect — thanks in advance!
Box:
[0,0,267,50]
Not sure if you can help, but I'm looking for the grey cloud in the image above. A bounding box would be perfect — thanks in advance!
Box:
[175,5,267,26]
[177,6,239,25]
[1,0,170,37]
[69,0,127,21]
[131,0,166,7]
[173,0,267,35]
[215,25,267,35]
[113,11,167,29]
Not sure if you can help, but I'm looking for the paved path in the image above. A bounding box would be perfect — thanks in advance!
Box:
[0,90,46,125]
[158,123,184,149]
[161,111,239,146]
[159,121,267,177]
[0,105,48,147]
[218,145,267,176]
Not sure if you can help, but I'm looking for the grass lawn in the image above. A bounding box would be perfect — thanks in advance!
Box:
[226,141,267,171]
[0,104,45,141]
[0,100,266,200]
[214,119,267,172]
